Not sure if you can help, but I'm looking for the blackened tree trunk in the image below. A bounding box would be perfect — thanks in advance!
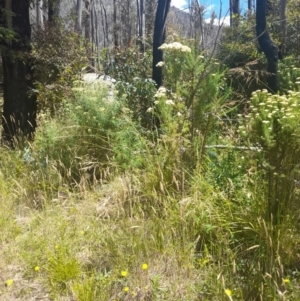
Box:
[136,0,145,52]
[48,0,60,23]
[280,0,287,56]
[230,0,240,27]
[113,0,119,53]
[248,0,252,11]
[256,0,279,93]
[1,0,37,145]
[152,0,171,88]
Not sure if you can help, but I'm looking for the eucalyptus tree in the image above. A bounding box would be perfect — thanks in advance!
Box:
[230,0,240,27]
[36,0,44,29]
[256,0,279,93]
[48,0,60,22]
[0,0,37,144]
[280,0,287,56]
[75,0,83,33]
[136,0,145,51]
[152,0,171,87]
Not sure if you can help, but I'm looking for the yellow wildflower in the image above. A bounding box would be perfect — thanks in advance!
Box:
[142,263,148,270]
[124,286,129,292]
[225,289,232,296]
[283,278,290,284]
[34,266,40,272]
[6,279,13,287]
[121,270,128,277]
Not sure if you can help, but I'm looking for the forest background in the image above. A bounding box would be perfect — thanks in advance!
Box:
[1,0,300,300]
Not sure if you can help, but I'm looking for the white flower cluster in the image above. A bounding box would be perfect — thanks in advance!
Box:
[159,42,191,53]
[156,61,165,67]
[239,89,300,136]
[154,86,167,98]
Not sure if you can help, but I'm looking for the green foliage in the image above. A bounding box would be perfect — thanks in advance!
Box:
[32,23,88,113]
[111,43,157,128]
[115,77,157,128]
[239,89,300,223]
[46,245,81,293]
[0,26,15,46]
[111,43,153,82]
[4,37,300,301]
[33,84,123,183]
[217,14,261,68]
[278,56,300,93]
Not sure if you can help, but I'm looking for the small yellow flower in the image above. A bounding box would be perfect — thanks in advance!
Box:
[124,286,129,292]
[283,278,290,284]
[6,279,13,286]
[121,270,128,277]
[34,266,40,272]
[142,263,148,270]
[225,289,232,297]
[55,245,59,249]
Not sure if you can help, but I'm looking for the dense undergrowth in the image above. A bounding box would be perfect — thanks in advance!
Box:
[1,42,300,301]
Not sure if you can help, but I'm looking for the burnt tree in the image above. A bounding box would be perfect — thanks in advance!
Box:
[256,0,279,93]
[230,0,240,27]
[152,0,171,87]
[1,0,37,144]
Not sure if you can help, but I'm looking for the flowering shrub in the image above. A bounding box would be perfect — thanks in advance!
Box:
[239,89,300,222]
[159,42,191,53]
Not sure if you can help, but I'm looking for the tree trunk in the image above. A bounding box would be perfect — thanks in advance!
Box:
[48,0,60,23]
[36,0,44,29]
[113,0,119,52]
[76,0,83,33]
[280,0,287,56]
[145,0,156,37]
[1,0,37,145]
[256,0,279,93]
[248,0,252,11]
[230,0,240,27]
[137,0,145,52]
[152,0,171,88]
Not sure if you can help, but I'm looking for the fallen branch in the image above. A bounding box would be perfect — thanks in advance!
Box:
[205,145,262,151]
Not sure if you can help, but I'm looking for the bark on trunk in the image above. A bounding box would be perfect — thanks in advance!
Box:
[113,0,119,52]
[248,0,252,11]
[137,0,145,52]
[36,0,44,29]
[230,0,240,27]
[280,0,287,56]
[76,0,83,33]
[48,0,60,23]
[152,0,171,88]
[1,0,37,144]
[256,0,279,93]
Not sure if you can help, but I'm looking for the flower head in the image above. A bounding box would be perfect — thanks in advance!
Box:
[225,289,232,296]
[156,61,165,67]
[121,270,128,277]
[147,107,154,113]
[6,279,13,287]
[154,86,167,98]
[159,42,191,53]
[142,263,148,270]
[34,266,40,272]
[124,286,130,292]
[165,99,175,106]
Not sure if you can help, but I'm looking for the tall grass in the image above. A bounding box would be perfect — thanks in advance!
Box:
[1,43,300,301]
